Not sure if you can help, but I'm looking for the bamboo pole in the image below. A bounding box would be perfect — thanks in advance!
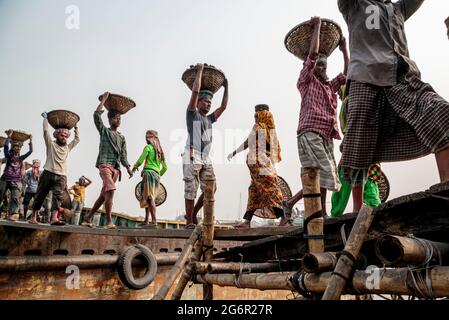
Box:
[302,252,367,274]
[170,240,203,300]
[152,226,202,300]
[0,253,180,272]
[301,168,324,253]
[322,204,374,300]
[193,261,300,274]
[202,176,216,300]
[196,273,296,291]
[375,235,449,267]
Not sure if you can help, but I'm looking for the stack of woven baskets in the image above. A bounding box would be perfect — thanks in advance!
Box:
[182,64,226,94]
[99,93,136,115]
[285,18,343,60]
[47,110,80,130]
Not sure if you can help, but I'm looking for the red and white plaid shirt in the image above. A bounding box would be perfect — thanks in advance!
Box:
[297,57,346,140]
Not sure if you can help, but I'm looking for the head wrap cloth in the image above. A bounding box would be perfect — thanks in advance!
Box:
[53,128,71,139]
[253,105,282,163]
[199,90,214,100]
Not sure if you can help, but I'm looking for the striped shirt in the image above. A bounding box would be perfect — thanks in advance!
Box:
[297,57,346,140]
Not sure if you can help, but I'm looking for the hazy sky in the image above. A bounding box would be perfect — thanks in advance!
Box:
[1,0,448,221]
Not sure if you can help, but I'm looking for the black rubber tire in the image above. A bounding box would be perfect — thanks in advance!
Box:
[117,244,158,290]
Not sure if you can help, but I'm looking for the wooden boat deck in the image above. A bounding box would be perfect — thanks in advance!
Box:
[0,220,300,241]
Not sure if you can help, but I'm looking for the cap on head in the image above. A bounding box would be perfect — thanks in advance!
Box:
[199,90,214,101]
[255,104,270,112]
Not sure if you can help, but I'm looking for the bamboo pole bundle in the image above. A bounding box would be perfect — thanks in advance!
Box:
[170,240,203,300]
[152,226,202,300]
[375,235,449,267]
[322,205,375,300]
[193,261,300,274]
[302,252,367,274]
[304,267,449,298]
[195,267,449,298]
[202,177,216,300]
[301,168,324,253]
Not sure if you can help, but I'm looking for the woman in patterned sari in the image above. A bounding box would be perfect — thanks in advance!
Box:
[228,105,287,229]
[132,130,167,228]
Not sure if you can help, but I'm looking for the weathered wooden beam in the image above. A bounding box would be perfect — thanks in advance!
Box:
[302,252,367,274]
[152,226,202,300]
[301,168,324,253]
[0,253,180,272]
[375,235,449,267]
[322,205,375,300]
[202,177,216,300]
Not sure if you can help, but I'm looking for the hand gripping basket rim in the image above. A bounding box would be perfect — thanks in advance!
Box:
[181,65,226,94]
[98,93,136,115]
[47,110,80,130]
[4,130,31,143]
[284,18,343,61]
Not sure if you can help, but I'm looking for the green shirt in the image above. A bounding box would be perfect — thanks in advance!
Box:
[94,111,130,169]
[133,144,167,176]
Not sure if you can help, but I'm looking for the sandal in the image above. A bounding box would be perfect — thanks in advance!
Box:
[184,224,196,230]
[81,221,95,228]
[105,223,117,230]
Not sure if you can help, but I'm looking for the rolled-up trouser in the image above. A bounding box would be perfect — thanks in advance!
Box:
[33,170,67,212]
[0,181,22,214]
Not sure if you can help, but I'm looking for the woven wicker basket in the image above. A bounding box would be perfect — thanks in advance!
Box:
[99,93,136,115]
[47,110,80,130]
[277,176,293,201]
[5,130,31,142]
[378,171,390,203]
[135,182,167,207]
[182,64,226,94]
[0,137,5,148]
[285,18,343,61]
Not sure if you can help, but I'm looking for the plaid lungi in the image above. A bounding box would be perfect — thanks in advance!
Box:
[342,76,449,170]
[297,132,340,192]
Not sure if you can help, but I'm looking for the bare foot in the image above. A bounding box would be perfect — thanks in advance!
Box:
[28,218,39,224]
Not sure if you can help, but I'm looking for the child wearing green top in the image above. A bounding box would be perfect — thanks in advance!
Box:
[132,131,167,227]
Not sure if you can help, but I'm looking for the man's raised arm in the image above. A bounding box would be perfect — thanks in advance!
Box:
[188,63,204,111]
[213,78,229,120]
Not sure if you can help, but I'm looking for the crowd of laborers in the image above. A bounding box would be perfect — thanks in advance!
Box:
[1,1,449,230]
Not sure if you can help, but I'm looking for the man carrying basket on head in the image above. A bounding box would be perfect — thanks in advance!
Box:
[29,114,79,225]
[292,16,349,216]
[183,64,229,229]
[82,92,133,229]
[1,130,33,221]
[338,0,449,191]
